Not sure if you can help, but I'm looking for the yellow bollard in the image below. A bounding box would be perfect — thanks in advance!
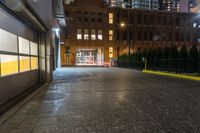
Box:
[145,58,147,70]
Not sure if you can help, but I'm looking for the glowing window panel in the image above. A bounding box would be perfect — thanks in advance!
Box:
[109,47,113,53]
[91,29,96,40]
[30,42,38,56]
[20,56,30,72]
[98,30,103,40]
[109,13,113,24]
[0,28,17,53]
[19,37,30,54]
[31,57,38,70]
[0,54,18,76]
[84,29,89,40]
[109,30,113,41]
[109,47,113,58]
[77,34,82,40]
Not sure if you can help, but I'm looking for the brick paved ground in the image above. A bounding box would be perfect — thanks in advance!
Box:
[1,67,200,133]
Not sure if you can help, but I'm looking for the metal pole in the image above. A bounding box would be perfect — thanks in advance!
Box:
[127,10,130,56]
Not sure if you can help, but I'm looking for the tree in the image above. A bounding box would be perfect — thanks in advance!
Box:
[154,48,162,68]
[168,45,179,59]
[179,45,188,72]
[135,50,142,67]
[162,47,169,59]
[179,45,188,59]
[189,45,199,72]
[168,46,179,71]
[130,53,135,65]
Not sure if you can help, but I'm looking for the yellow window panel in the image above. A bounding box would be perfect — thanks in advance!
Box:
[109,35,113,41]
[0,55,18,76]
[20,56,30,72]
[31,57,38,70]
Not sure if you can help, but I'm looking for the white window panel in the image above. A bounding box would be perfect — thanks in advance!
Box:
[0,28,17,53]
[30,42,38,56]
[77,34,82,40]
[19,37,30,54]
[98,35,103,40]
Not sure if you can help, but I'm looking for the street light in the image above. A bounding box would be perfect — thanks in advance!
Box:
[120,22,126,27]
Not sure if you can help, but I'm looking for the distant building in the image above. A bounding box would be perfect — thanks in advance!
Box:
[120,0,159,10]
[159,0,189,12]
[159,0,180,11]
[190,0,200,13]
[62,0,200,66]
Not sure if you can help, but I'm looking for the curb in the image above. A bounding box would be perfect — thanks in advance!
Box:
[143,70,200,81]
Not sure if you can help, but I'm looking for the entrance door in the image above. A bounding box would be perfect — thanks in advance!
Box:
[76,49,103,65]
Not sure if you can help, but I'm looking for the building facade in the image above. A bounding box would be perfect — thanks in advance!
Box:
[190,0,200,13]
[62,0,200,66]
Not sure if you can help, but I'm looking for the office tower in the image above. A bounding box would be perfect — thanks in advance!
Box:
[121,0,159,10]
[190,0,200,12]
[159,0,180,11]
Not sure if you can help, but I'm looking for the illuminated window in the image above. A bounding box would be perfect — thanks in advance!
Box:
[91,29,96,40]
[20,56,30,72]
[109,47,113,58]
[77,29,82,40]
[109,13,113,24]
[98,30,103,40]
[31,57,38,70]
[0,29,17,53]
[0,55,18,76]
[30,42,38,56]
[193,23,197,28]
[0,28,39,77]
[109,30,113,41]
[84,29,89,40]
[19,37,30,54]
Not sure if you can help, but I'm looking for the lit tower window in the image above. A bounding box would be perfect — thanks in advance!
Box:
[109,30,113,41]
[77,29,82,40]
[84,29,89,40]
[98,30,103,40]
[109,13,114,24]
[91,29,96,40]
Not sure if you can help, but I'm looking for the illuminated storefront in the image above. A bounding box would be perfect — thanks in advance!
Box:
[76,49,104,65]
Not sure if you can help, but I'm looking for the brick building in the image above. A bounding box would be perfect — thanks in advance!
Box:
[61,0,200,66]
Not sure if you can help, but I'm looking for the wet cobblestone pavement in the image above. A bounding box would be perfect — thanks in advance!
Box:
[1,67,200,133]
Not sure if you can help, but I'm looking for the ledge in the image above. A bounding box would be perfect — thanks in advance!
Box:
[143,70,200,81]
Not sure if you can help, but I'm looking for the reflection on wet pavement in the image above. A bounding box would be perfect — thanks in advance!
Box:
[1,67,200,133]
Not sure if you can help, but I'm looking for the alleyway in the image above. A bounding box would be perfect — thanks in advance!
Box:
[1,67,200,133]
